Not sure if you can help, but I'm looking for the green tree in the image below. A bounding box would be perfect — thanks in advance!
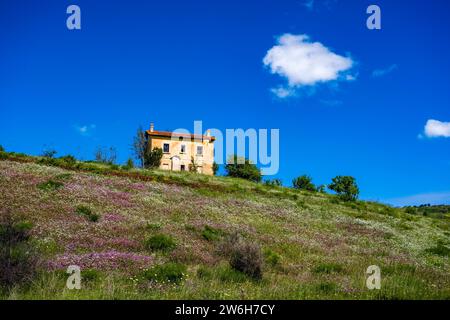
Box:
[328,176,359,201]
[42,149,57,158]
[189,156,199,172]
[212,161,219,176]
[132,126,148,168]
[225,155,261,182]
[292,175,316,191]
[144,147,163,169]
[123,158,134,170]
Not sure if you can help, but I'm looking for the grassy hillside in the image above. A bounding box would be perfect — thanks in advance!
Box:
[0,153,449,299]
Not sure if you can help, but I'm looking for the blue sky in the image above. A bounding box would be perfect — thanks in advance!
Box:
[1,0,449,206]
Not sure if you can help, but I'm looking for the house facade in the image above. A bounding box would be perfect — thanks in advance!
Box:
[145,123,215,175]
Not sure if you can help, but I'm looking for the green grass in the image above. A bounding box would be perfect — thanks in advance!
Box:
[142,263,187,284]
[425,241,450,257]
[201,225,223,241]
[37,180,64,192]
[75,206,100,222]
[0,153,449,300]
[313,262,344,274]
[263,249,281,267]
[145,234,177,252]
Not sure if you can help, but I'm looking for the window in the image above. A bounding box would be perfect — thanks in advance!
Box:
[163,143,170,153]
[197,146,203,156]
[180,165,186,171]
[180,144,186,153]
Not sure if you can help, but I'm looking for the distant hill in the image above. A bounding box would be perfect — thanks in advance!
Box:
[0,152,449,299]
[403,204,450,219]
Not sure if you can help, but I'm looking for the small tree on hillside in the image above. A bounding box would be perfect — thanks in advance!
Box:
[292,175,316,191]
[144,147,163,169]
[41,148,57,158]
[225,155,261,182]
[189,156,199,172]
[132,126,148,168]
[328,176,359,201]
[95,146,117,164]
[123,158,134,170]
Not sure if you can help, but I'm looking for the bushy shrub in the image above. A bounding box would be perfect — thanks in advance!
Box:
[229,241,263,280]
[0,145,4,152]
[212,162,219,176]
[82,269,100,282]
[76,205,92,216]
[404,207,417,215]
[425,241,450,257]
[59,155,77,166]
[143,262,187,284]
[316,281,337,293]
[220,233,263,279]
[264,179,282,187]
[88,213,100,222]
[225,155,261,183]
[196,265,213,279]
[201,225,223,241]
[0,220,32,245]
[37,180,64,191]
[0,210,40,290]
[123,158,134,170]
[263,249,281,267]
[292,175,316,191]
[109,164,120,170]
[217,232,241,257]
[145,234,176,252]
[145,147,163,169]
[313,262,344,274]
[328,176,359,201]
[218,266,249,283]
[55,173,72,181]
[75,206,99,222]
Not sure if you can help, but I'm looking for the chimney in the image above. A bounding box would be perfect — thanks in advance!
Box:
[150,122,154,132]
[206,129,211,137]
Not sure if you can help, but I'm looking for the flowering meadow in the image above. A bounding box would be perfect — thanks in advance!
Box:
[0,157,449,299]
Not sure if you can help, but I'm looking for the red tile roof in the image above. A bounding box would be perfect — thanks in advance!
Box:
[146,130,215,142]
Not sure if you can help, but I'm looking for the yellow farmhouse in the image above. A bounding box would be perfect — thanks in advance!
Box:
[146,123,215,175]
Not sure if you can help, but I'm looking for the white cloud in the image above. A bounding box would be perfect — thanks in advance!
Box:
[372,64,397,78]
[74,124,96,136]
[424,119,450,138]
[270,86,296,98]
[263,34,354,97]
